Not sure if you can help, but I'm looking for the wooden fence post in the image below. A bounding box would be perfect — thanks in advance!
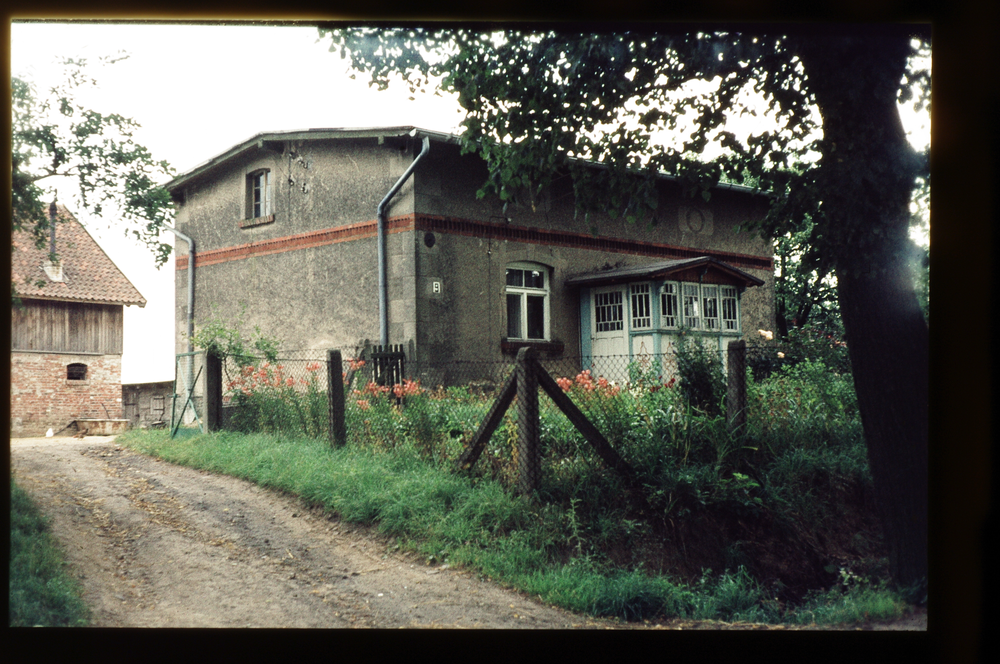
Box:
[516,347,541,495]
[328,349,346,447]
[727,339,747,436]
[205,352,222,433]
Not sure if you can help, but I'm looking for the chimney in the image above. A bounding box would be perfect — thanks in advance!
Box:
[43,200,63,282]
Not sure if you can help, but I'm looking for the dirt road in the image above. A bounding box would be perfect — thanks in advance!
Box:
[11,436,613,628]
[10,436,926,630]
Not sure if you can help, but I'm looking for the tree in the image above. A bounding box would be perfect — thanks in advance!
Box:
[11,55,175,286]
[319,24,930,593]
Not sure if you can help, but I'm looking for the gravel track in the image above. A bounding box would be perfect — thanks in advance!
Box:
[10,435,926,631]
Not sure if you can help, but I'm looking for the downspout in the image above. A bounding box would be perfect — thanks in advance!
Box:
[162,224,196,405]
[376,133,430,347]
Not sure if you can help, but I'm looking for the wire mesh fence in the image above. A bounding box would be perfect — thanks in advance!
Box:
[201,336,852,492]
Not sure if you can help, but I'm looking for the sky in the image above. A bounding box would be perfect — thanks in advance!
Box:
[11,21,466,383]
[10,21,931,384]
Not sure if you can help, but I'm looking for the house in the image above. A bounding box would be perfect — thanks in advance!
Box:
[164,127,774,384]
[10,205,146,437]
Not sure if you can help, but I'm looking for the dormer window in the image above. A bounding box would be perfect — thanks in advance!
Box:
[43,259,64,282]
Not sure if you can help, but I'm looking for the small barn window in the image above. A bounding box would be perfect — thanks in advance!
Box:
[67,363,88,380]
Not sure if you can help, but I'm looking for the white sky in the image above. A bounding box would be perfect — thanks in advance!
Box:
[11,21,466,383]
[10,21,931,384]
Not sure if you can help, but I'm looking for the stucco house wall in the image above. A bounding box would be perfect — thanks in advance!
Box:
[167,128,774,380]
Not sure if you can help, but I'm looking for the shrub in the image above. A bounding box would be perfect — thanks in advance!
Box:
[673,331,726,416]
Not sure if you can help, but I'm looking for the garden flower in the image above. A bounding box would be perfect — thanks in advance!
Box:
[777,352,785,359]
[758,329,774,341]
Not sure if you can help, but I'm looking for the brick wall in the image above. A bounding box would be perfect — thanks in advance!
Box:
[10,352,123,437]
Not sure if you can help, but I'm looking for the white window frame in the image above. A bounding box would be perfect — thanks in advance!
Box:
[721,285,740,332]
[593,288,625,335]
[247,169,273,219]
[660,281,679,329]
[701,284,720,331]
[505,262,550,341]
[682,283,701,329]
[630,283,653,330]
[660,281,741,333]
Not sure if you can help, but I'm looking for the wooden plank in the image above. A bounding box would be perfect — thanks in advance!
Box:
[536,363,637,482]
[455,371,517,472]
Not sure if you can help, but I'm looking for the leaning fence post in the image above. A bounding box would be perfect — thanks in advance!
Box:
[727,339,747,436]
[328,350,346,447]
[516,347,541,495]
[204,352,222,433]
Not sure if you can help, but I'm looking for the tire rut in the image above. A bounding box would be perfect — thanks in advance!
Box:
[10,437,610,628]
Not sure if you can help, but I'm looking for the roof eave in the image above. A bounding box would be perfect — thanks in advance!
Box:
[566,256,765,289]
[163,126,462,193]
[18,294,146,308]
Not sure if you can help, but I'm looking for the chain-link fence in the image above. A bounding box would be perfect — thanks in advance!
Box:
[203,337,851,493]
[218,349,338,437]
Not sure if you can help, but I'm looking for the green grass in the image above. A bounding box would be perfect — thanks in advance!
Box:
[9,476,90,627]
[117,358,906,625]
[118,423,901,625]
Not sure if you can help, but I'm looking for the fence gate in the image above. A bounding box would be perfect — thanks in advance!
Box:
[171,351,204,437]
[371,344,405,386]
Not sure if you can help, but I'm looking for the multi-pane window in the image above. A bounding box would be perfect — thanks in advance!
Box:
[594,290,624,332]
[701,285,720,330]
[630,283,652,330]
[682,283,701,329]
[247,170,272,219]
[721,286,739,331]
[660,282,679,328]
[506,263,549,340]
[659,281,741,333]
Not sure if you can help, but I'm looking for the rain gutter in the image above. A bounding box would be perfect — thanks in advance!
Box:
[376,132,430,347]
[163,224,196,402]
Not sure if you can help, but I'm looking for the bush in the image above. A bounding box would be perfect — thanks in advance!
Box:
[673,331,726,416]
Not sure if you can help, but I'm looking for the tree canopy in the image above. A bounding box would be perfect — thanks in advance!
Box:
[320,25,928,269]
[320,24,930,593]
[11,55,175,273]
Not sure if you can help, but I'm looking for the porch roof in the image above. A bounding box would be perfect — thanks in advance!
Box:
[564,256,765,289]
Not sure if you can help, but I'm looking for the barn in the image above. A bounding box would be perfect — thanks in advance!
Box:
[10,204,146,437]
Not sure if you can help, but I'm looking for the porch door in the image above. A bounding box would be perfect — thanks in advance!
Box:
[590,286,627,381]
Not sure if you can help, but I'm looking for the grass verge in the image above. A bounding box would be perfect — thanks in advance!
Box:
[117,428,909,625]
[9,476,90,627]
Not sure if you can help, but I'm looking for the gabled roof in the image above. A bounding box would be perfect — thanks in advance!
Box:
[11,205,147,307]
[163,126,764,198]
[164,126,459,193]
[565,256,765,289]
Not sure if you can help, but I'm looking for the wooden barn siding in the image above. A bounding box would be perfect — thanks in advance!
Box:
[11,300,123,354]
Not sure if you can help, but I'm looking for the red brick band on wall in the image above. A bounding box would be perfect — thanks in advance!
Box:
[176,214,773,272]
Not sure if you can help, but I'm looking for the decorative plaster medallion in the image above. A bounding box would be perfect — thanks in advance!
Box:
[678,206,714,235]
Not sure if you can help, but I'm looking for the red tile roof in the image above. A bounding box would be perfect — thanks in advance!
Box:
[11,205,146,307]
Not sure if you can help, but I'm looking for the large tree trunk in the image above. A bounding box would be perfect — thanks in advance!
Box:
[795,30,929,591]
[837,255,928,590]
